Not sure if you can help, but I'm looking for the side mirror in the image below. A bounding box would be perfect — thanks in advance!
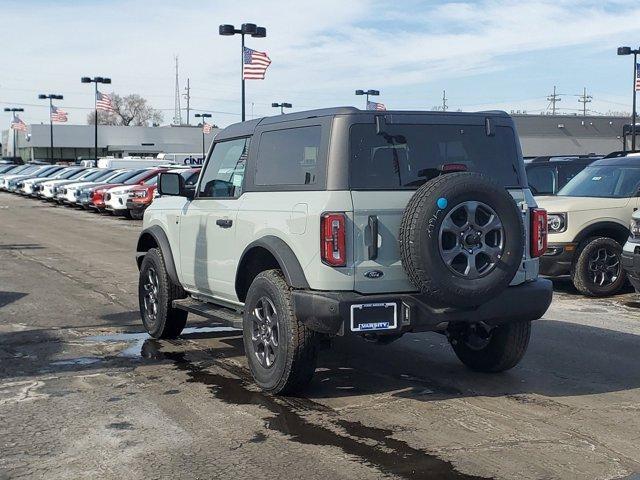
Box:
[158,172,193,199]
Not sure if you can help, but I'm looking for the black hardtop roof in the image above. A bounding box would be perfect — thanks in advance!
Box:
[214,107,512,141]
[591,155,640,167]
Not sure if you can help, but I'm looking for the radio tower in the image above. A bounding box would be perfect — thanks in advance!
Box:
[173,55,183,125]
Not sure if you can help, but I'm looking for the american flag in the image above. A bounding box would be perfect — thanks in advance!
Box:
[10,114,27,132]
[202,122,213,134]
[96,90,115,111]
[367,101,386,111]
[243,46,271,80]
[636,63,640,91]
[50,105,68,123]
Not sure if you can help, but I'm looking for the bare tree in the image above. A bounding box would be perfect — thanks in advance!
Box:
[87,93,163,126]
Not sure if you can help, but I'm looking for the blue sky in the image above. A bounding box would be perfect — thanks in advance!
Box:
[0,0,638,128]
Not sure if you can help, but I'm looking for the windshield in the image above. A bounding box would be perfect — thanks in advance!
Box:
[77,169,109,182]
[66,169,88,180]
[41,167,65,177]
[108,169,145,184]
[558,165,640,198]
[350,123,521,189]
[90,169,116,181]
[124,170,153,185]
[0,165,18,174]
[15,165,40,175]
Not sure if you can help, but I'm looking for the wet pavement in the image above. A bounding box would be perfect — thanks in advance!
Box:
[1,192,640,479]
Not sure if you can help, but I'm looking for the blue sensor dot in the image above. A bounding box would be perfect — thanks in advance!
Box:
[437,197,448,209]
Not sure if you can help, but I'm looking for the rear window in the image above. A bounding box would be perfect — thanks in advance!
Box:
[350,124,521,189]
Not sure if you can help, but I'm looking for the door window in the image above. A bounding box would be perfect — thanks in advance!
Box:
[198,138,249,198]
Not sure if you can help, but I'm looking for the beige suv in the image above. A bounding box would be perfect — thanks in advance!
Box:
[135,108,552,394]
[537,155,640,296]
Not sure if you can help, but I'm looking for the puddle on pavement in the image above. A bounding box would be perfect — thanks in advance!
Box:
[86,326,239,359]
[160,350,487,480]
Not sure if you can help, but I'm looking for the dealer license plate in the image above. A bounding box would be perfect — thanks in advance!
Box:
[350,302,397,332]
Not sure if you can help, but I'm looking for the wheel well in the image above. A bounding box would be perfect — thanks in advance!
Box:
[136,232,158,268]
[576,224,629,246]
[235,247,281,302]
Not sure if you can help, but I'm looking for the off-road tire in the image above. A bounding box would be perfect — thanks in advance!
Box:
[450,320,531,372]
[130,209,144,220]
[572,236,626,297]
[242,269,318,395]
[138,247,188,339]
[399,172,524,307]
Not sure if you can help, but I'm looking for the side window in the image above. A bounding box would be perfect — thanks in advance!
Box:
[526,165,556,195]
[198,138,249,198]
[255,125,321,186]
[558,164,587,189]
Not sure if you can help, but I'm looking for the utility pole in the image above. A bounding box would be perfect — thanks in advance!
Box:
[578,87,592,116]
[547,86,562,115]
[173,55,182,125]
[183,78,191,125]
[442,90,448,111]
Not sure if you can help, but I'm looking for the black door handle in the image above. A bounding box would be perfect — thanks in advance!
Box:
[368,215,378,260]
[216,219,233,228]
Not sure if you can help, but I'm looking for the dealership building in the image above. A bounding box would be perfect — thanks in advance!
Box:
[0,114,632,163]
[1,124,218,162]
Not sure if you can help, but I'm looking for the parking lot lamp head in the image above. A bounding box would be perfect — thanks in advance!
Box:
[617,46,632,56]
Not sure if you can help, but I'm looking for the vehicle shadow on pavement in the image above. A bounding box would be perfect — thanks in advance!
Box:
[308,319,640,401]
[3,317,638,402]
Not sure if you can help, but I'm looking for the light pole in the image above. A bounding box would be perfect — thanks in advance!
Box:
[355,89,380,109]
[271,102,292,114]
[4,107,24,160]
[81,76,112,163]
[617,46,640,151]
[219,23,267,122]
[195,113,212,160]
[38,94,63,163]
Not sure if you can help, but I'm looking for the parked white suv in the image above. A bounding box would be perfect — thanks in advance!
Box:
[537,155,640,296]
[135,108,552,394]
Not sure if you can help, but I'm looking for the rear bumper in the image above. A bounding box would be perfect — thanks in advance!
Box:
[292,279,553,335]
[539,242,576,277]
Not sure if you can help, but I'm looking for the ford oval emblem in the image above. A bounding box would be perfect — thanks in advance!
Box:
[364,270,384,279]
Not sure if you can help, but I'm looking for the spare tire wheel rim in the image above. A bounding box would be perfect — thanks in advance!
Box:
[251,296,279,369]
[588,247,620,286]
[438,200,505,279]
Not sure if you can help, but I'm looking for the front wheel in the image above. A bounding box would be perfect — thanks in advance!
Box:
[138,248,187,339]
[572,237,626,296]
[242,270,319,394]
[449,320,531,372]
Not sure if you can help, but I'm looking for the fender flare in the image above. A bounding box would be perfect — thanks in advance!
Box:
[574,221,630,245]
[236,236,309,296]
[136,225,181,286]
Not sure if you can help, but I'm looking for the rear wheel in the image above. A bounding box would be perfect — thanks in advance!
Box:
[572,237,626,296]
[242,270,318,394]
[449,320,531,372]
[138,248,187,339]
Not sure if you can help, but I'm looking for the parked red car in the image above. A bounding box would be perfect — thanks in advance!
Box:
[125,167,201,220]
[87,168,166,212]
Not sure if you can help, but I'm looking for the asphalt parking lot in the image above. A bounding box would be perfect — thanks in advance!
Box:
[1,192,640,480]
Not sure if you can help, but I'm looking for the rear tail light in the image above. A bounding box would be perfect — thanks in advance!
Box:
[321,213,347,267]
[531,208,548,258]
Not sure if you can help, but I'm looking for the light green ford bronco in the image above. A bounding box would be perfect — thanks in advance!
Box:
[136,107,552,394]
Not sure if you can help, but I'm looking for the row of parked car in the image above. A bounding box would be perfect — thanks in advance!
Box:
[0,162,201,219]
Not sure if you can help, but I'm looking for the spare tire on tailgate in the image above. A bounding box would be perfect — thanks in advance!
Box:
[399,172,524,308]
